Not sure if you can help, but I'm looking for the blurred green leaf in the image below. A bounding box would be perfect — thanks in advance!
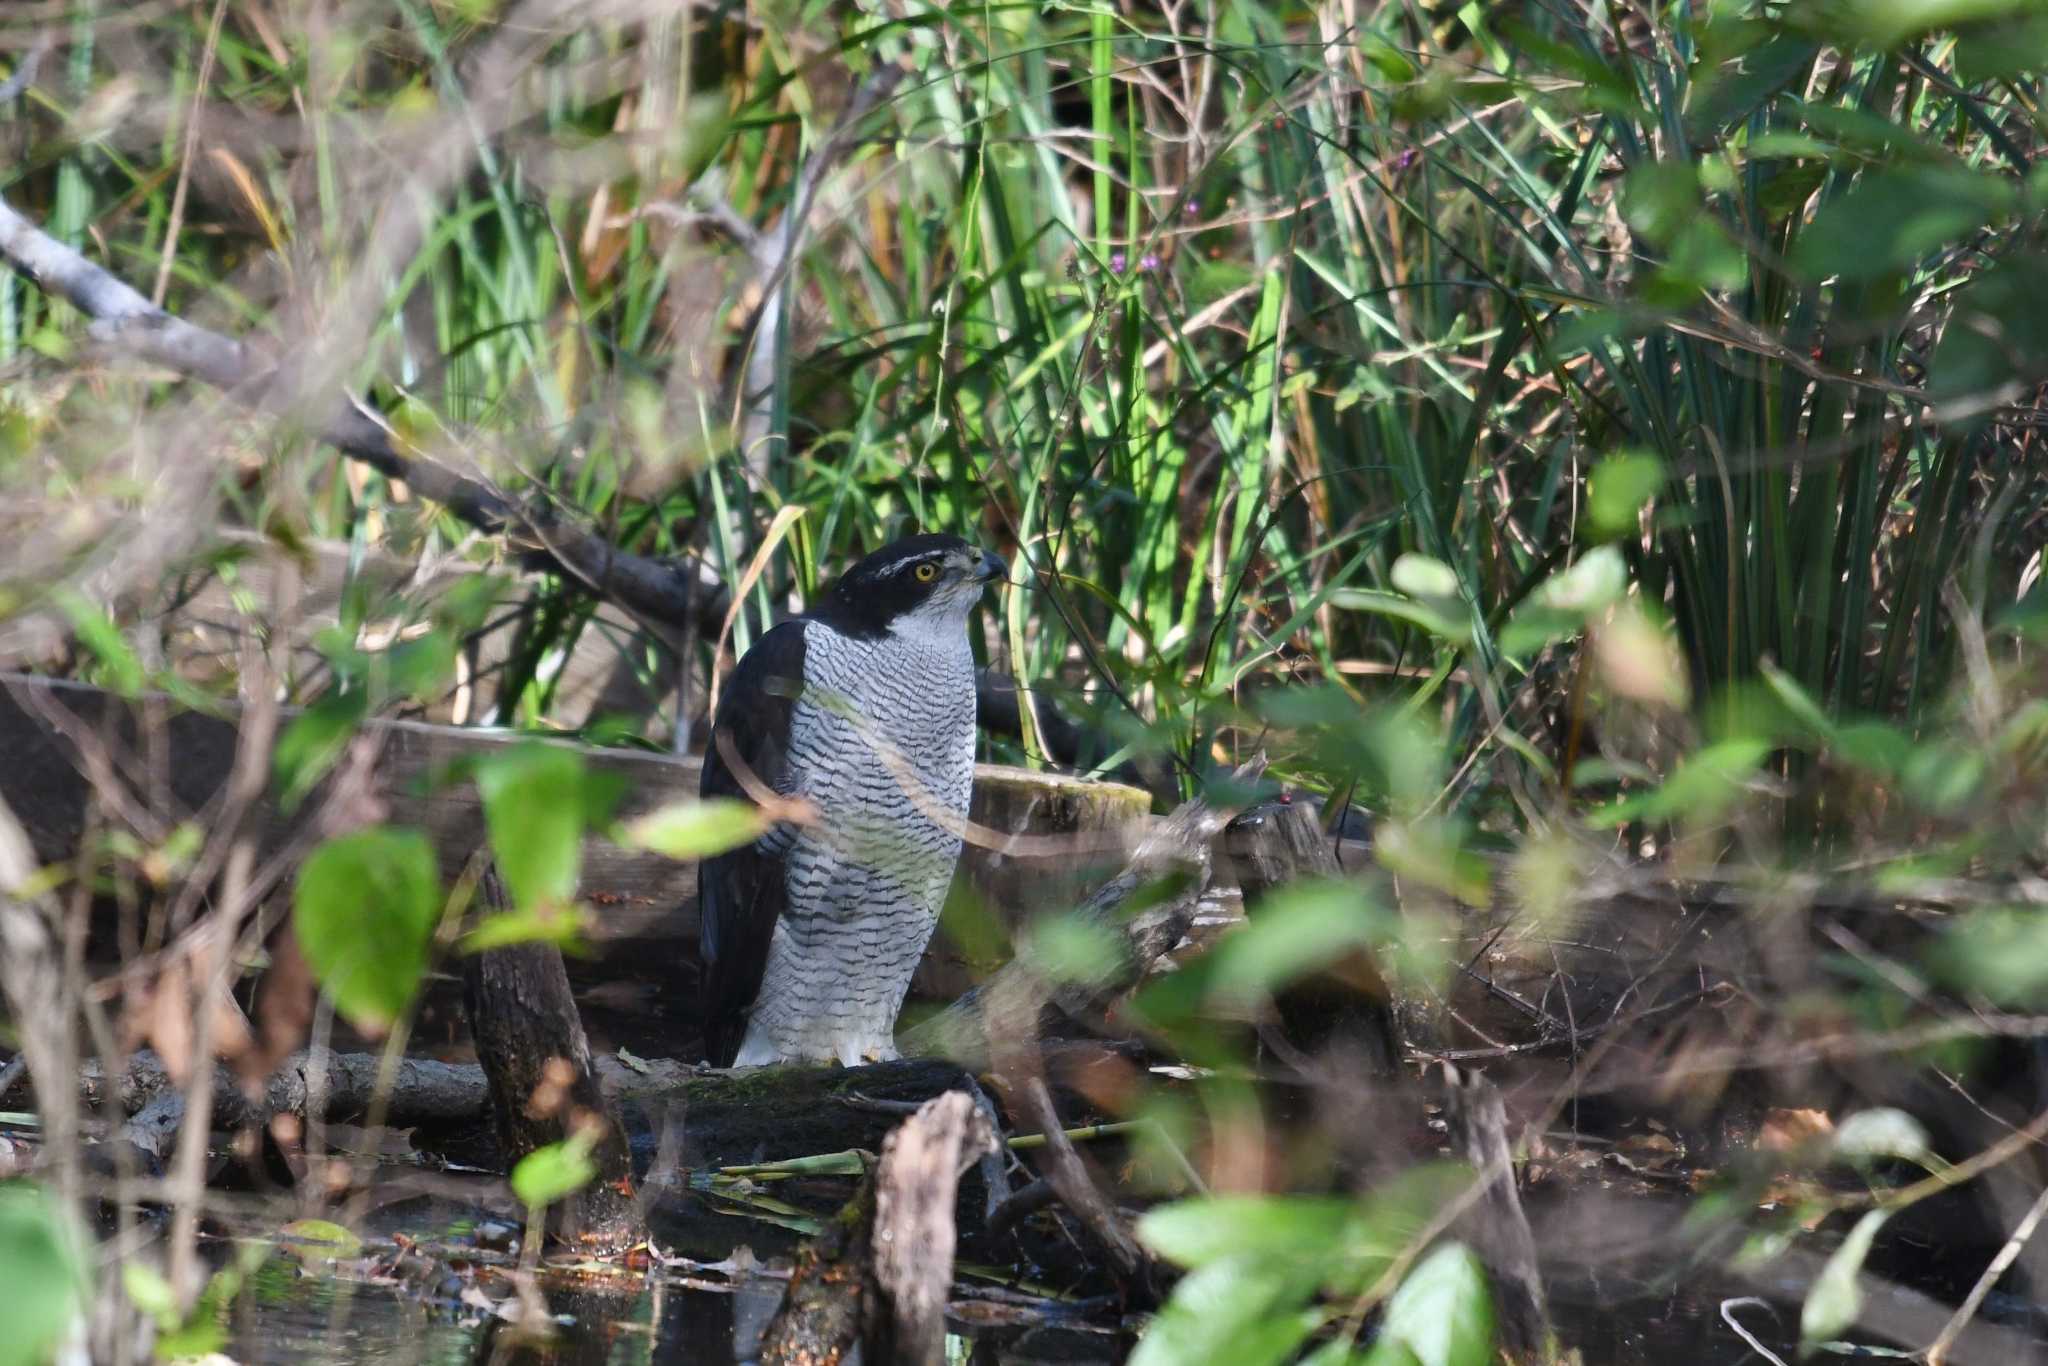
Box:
[273,689,370,813]
[461,901,591,953]
[1328,588,1472,646]
[1900,742,1984,814]
[1389,553,1462,603]
[292,827,442,1032]
[56,590,144,697]
[512,1130,598,1209]
[1955,14,2048,80]
[1139,1195,1361,1269]
[278,1217,363,1263]
[474,743,602,911]
[1802,1209,1888,1343]
[1817,0,2040,49]
[1586,452,1664,540]
[1369,1242,1496,1366]
[0,1182,86,1366]
[621,798,772,861]
[1931,255,2048,421]
[1374,819,1491,907]
[1025,912,1127,989]
[1203,881,1388,1003]
[1137,1163,1476,1297]
[1592,738,1772,827]
[1687,33,1818,135]
[1792,167,2014,282]
[1622,163,1699,245]
[1929,905,2048,1005]
[1127,1258,1324,1366]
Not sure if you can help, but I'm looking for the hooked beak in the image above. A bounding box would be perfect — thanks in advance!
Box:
[976,549,1010,586]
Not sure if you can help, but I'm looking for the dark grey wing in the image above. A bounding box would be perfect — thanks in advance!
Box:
[697,619,808,1065]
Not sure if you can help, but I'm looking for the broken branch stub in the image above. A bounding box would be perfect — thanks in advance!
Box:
[757,1088,996,1366]
[870,1090,999,1366]
[903,760,1265,1065]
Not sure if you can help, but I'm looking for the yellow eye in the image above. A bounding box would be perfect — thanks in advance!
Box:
[914,562,939,583]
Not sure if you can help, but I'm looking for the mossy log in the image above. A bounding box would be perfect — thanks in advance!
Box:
[28,1047,979,1172]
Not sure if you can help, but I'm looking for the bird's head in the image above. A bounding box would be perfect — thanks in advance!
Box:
[817,533,1007,641]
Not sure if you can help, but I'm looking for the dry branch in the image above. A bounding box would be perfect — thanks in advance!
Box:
[0,142,1105,765]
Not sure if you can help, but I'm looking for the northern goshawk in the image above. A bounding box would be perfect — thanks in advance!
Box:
[696,534,1006,1066]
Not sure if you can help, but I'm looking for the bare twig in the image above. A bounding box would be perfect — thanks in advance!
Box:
[1927,1179,2048,1365]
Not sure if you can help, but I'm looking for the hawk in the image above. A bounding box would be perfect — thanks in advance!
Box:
[697,533,1007,1066]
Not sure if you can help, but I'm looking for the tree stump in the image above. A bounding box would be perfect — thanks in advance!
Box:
[462,869,639,1253]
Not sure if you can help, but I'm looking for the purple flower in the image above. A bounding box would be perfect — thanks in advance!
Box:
[1184,199,1199,216]
[1109,251,1127,273]
[1392,148,1419,173]
[1139,253,1160,272]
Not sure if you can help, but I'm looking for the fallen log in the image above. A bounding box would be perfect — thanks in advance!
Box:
[20,1046,986,1170]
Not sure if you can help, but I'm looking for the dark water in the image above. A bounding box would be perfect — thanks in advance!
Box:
[216,1233,1810,1366]
[222,1269,1791,1366]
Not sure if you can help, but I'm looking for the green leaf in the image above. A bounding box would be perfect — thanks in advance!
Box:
[1138,1196,1361,1270]
[56,590,144,697]
[1498,603,1589,660]
[1024,912,1128,989]
[1792,167,2015,282]
[1127,1257,1325,1366]
[461,902,591,954]
[473,743,592,911]
[1928,905,2048,1005]
[277,1217,363,1263]
[1203,881,1389,1004]
[1373,819,1491,907]
[1532,546,1627,614]
[1822,0,2039,48]
[1373,1242,1496,1366]
[1389,553,1461,603]
[1900,742,1985,813]
[1621,162,1699,245]
[1137,1163,1476,1297]
[511,1131,598,1209]
[1586,452,1664,540]
[1328,588,1471,645]
[1955,14,2048,81]
[621,798,772,861]
[272,689,370,813]
[0,1182,87,1366]
[292,827,443,1032]
[1931,255,2048,422]
[121,1262,177,1320]
[1591,738,1771,828]
[1802,1210,1888,1343]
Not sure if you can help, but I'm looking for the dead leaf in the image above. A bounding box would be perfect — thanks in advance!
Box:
[1760,1108,1834,1152]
